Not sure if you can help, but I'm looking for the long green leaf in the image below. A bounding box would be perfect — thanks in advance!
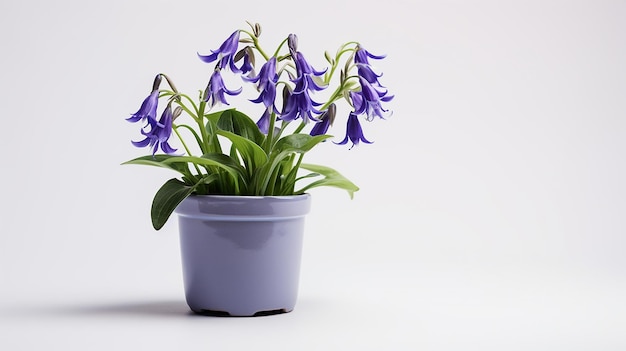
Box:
[255,134,332,194]
[273,134,332,153]
[297,163,359,198]
[122,155,191,176]
[217,129,268,174]
[161,154,245,181]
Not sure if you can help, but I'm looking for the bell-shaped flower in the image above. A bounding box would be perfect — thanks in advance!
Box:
[256,108,271,134]
[310,104,336,136]
[203,69,242,107]
[279,84,323,123]
[244,57,278,109]
[131,104,178,155]
[280,49,327,123]
[355,45,386,65]
[236,47,254,75]
[355,45,388,88]
[336,112,372,149]
[126,89,159,127]
[352,78,393,121]
[198,31,242,72]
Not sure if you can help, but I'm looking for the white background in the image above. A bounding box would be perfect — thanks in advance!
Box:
[1,0,625,349]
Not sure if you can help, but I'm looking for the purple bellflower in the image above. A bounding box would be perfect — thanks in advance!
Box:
[354,45,386,68]
[255,108,271,134]
[336,112,372,149]
[236,47,254,75]
[126,89,159,128]
[198,31,243,73]
[353,78,393,121]
[131,103,178,155]
[355,45,392,92]
[280,34,327,123]
[203,69,242,107]
[279,85,323,123]
[244,56,278,109]
[126,74,163,127]
[244,57,279,133]
[310,103,336,136]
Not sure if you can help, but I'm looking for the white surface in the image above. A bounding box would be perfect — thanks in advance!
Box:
[1,0,625,349]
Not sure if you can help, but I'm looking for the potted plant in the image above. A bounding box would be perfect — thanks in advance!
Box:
[123,22,393,316]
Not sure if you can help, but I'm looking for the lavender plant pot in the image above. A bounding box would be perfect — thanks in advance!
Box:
[174,194,311,317]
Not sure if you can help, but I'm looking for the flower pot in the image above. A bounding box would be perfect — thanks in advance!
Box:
[174,194,311,317]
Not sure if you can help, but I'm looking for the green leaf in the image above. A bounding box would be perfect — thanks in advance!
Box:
[161,154,245,181]
[216,109,265,145]
[150,175,218,230]
[273,134,332,154]
[297,163,360,199]
[217,129,268,175]
[122,155,191,176]
[252,134,332,195]
[204,110,224,124]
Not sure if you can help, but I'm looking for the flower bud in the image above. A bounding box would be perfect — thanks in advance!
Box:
[152,74,163,92]
[172,106,183,121]
[288,34,298,54]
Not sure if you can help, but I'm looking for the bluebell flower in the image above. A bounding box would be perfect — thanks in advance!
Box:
[244,57,278,109]
[235,46,254,75]
[126,89,159,127]
[355,45,388,88]
[336,112,372,149]
[132,104,178,155]
[310,104,336,136]
[256,108,271,134]
[279,84,323,122]
[354,45,386,66]
[280,37,327,123]
[198,31,242,72]
[203,69,242,107]
[352,77,393,121]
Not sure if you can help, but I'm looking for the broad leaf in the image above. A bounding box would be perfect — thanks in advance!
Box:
[297,163,359,199]
[217,129,268,174]
[273,134,332,154]
[216,109,265,146]
[150,175,218,230]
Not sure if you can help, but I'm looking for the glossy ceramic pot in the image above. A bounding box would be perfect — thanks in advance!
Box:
[174,194,311,317]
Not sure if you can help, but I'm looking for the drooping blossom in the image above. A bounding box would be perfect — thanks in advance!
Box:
[354,45,391,89]
[197,31,242,72]
[244,57,278,109]
[352,77,393,121]
[203,69,242,107]
[243,57,280,133]
[336,112,372,149]
[126,89,159,127]
[132,104,178,155]
[279,84,323,123]
[280,34,327,123]
[127,74,163,127]
[235,46,254,75]
[256,108,271,134]
[310,103,336,136]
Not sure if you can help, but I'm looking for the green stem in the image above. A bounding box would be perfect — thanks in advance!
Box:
[324,46,356,85]
[173,125,203,175]
[175,124,203,153]
[196,101,210,154]
[241,29,271,61]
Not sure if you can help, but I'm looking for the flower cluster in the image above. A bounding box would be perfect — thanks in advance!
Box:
[124,23,394,230]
